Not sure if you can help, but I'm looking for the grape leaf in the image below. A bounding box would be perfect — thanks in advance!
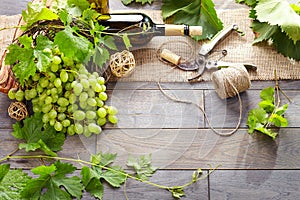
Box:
[22,2,58,30]
[54,26,93,63]
[260,87,274,102]
[259,100,275,113]
[127,154,157,181]
[66,0,90,17]
[34,35,54,72]
[11,112,65,156]
[255,0,300,44]
[235,0,257,7]
[169,187,185,199]
[275,104,288,115]
[81,166,103,199]
[255,127,277,140]
[251,21,279,44]
[269,113,288,127]
[162,0,223,40]
[21,161,83,200]
[0,164,31,200]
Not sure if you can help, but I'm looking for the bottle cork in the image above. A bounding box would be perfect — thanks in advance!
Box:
[189,26,203,36]
[160,49,181,65]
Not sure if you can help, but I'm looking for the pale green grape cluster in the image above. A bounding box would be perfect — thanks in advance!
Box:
[8,47,118,137]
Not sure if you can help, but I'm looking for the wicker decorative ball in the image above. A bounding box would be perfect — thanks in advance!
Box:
[8,101,28,121]
[109,50,135,78]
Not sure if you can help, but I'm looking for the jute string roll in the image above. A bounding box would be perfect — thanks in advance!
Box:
[211,64,251,99]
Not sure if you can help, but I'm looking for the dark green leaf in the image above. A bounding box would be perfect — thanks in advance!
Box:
[54,26,93,63]
[90,152,117,166]
[11,113,65,156]
[269,114,288,127]
[255,127,277,140]
[251,21,279,44]
[122,34,132,49]
[169,187,185,199]
[192,168,203,182]
[22,161,82,199]
[259,100,275,113]
[34,35,54,72]
[0,164,31,200]
[66,0,90,17]
[101,166,127,187]
[81,167,104,199]
[22,2,58,30]
[260,87,274,102]
[275,104,288,115]
[162,0,223,40]
[235,0,257,7]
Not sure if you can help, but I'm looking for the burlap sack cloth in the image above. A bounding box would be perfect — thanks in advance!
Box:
[1,8,299,82]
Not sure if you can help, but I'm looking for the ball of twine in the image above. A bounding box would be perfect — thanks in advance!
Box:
[109,50,135,78]
[211,64,251,99]
[8,101,28,121]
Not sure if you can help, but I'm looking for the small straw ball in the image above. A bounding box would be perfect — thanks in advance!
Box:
[109,50,135,78]
[8,101,28,121]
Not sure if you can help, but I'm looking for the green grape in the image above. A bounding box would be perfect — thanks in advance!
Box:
[99,92,108,101]
[64,90,72,99]
[50,63,59,72]
[32,105,41,113]
[46,89,51,96]
[49,119,56,126]
[88,78,97,88]
[32,73,40,82]
[48,109,58,119]
[52,94,59,103]
[80,79,90,89]
[62,56,74,66]
[86,111,96,120]
[108,115,118,124]
[97,76,105,85]
[94,83,102,92]
[79,92,88,102]
[54,78,62,88]
[52,46,60,55]
[29,89,37,99]
[57,113,66,121]
[43,48,52,54]
[15,90,25,101]
[71,80,77,88]
[57,86,63,95]
[39,78,49,88]
[73,110,86,121]
[87,98,97,107]
[24,90,31,101]
[57,97,69,107]
[89,74,97,79]
[69,93,77,104]
[97,107,107,118]
[78,66,88,75]
[44,96,53,105]
[68,104,78,113]
[97,117,107,126]
[54,121,63,132]
[92,71,99,78]
[39,92,47,102]
[51,88,58,96]
[7,89,16,100]
[79,101,87,109]
[62,119,71,127]
[57,106,67,113]
[42,104,52,114]
[101,85,106,92]
[88,123,102,134]
[36,84,43,93]
[68,73,75,82]
[74,123,83,134]
[107,106,118,115]
[52,55,62,65]
[67,125,75,135]
[95,98,104,107]
[73,82,83,95]
[60,70,68,83]
[65,82,72,91]
[87,89,95,98]
[47,72,56,82]
[83,126,92,137]
[42,113,50,123]
[79,74,88,80]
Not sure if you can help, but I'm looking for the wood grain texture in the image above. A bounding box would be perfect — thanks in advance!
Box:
[0,0,31,15]
[97,128,300,170]
[210,170,300,200]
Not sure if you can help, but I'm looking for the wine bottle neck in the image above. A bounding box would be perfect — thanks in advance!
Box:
[154,24,202,37]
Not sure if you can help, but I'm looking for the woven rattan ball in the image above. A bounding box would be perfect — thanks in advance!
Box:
[109,50,135,78]
[8,101,28,121]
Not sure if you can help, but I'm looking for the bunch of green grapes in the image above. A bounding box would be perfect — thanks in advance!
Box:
[8,47,118,137]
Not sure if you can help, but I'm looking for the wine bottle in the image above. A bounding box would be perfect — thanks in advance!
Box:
[97,13,203,46]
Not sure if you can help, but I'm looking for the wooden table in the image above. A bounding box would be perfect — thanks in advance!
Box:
[1,1,300,199]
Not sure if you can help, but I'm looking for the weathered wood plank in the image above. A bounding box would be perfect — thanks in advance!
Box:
[0,0,31,15]
[0,93,16,129]
[210,170,300,200]
[97,128,300,169]
[105,89,205,128]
